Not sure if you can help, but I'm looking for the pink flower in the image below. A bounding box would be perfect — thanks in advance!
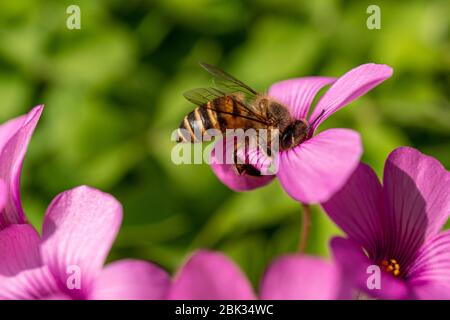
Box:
[167,250,341,300]
[322,147,450,299]
[0,105,43,229]
[211,64,393,204]
[0,107,170,299]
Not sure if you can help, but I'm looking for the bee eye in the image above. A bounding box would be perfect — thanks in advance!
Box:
[281,133,290,148]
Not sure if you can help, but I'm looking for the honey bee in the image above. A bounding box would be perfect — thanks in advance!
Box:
[176,63,321,175]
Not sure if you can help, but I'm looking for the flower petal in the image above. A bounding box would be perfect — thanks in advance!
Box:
[90,259,171,300]
[268,77,335,120]
[210,138,275,192]
[406,230,450,299]
[331,237,410,300]
[168,250,256,300]
[322,163,384,259]
[0,180,6,212]
[278,128,362,204]
[234,139,278,175]
[41,186,122,299]
[382,147,450,269]
[0,225,41,276]
[309,64,393,130]
[260,255,340,300]
[44,293,71,300]
[0,224,59,299]
[0,105,43,229]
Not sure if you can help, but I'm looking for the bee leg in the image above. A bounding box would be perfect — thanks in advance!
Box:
[232,145,261,176]
[234,164,261,177]
[234,163,247,175]
[232,146,247,175]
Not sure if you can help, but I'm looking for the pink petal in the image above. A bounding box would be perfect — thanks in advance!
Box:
[331,237,410,300]
[260,255,340,300]
[278,128,362,204]
[41,186,122,299]
[235,140,277,175]
[0,180,7,212]
[406,230,450,299]
[309,64,393,130]
[0,224,59,299]
[268,77,335,120]
[210,138,275,192]
[382,147,450,269]
[90,259,171,300]
[44,293,72,300]
[0,105,43,229]
[322,163,384,259]
[168,250,256,300]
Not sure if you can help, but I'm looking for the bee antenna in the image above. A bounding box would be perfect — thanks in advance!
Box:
[308,109,326,131]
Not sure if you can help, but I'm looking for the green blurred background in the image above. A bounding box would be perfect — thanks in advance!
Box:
[0,0,448,287]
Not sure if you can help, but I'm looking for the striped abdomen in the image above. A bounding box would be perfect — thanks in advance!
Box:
[177,96,248,143]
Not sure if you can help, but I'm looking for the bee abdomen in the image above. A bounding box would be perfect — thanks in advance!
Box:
[177,105,222,143]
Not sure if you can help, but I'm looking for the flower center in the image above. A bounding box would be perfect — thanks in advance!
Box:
[380,259,401,277]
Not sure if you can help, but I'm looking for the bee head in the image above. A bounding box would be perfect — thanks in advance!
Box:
[280,120,310,151]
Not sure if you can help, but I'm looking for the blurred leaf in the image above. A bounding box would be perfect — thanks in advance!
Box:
[230,17,324,87]
[191,181,298,248]
[0,75,31,119]
[155,0,246,34]
[51,29,136,87]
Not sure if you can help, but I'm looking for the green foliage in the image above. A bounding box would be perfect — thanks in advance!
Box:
[0,0,448,285]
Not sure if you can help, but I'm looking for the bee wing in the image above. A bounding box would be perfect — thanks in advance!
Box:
[183,87,226,106]
[183,87,269,125]
[199,62,258,97]
[198,63,271,121]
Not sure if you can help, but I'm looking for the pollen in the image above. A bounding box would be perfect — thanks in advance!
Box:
[380,259,401,277]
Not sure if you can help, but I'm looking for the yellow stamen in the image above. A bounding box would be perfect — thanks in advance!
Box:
[380,259,401,277]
